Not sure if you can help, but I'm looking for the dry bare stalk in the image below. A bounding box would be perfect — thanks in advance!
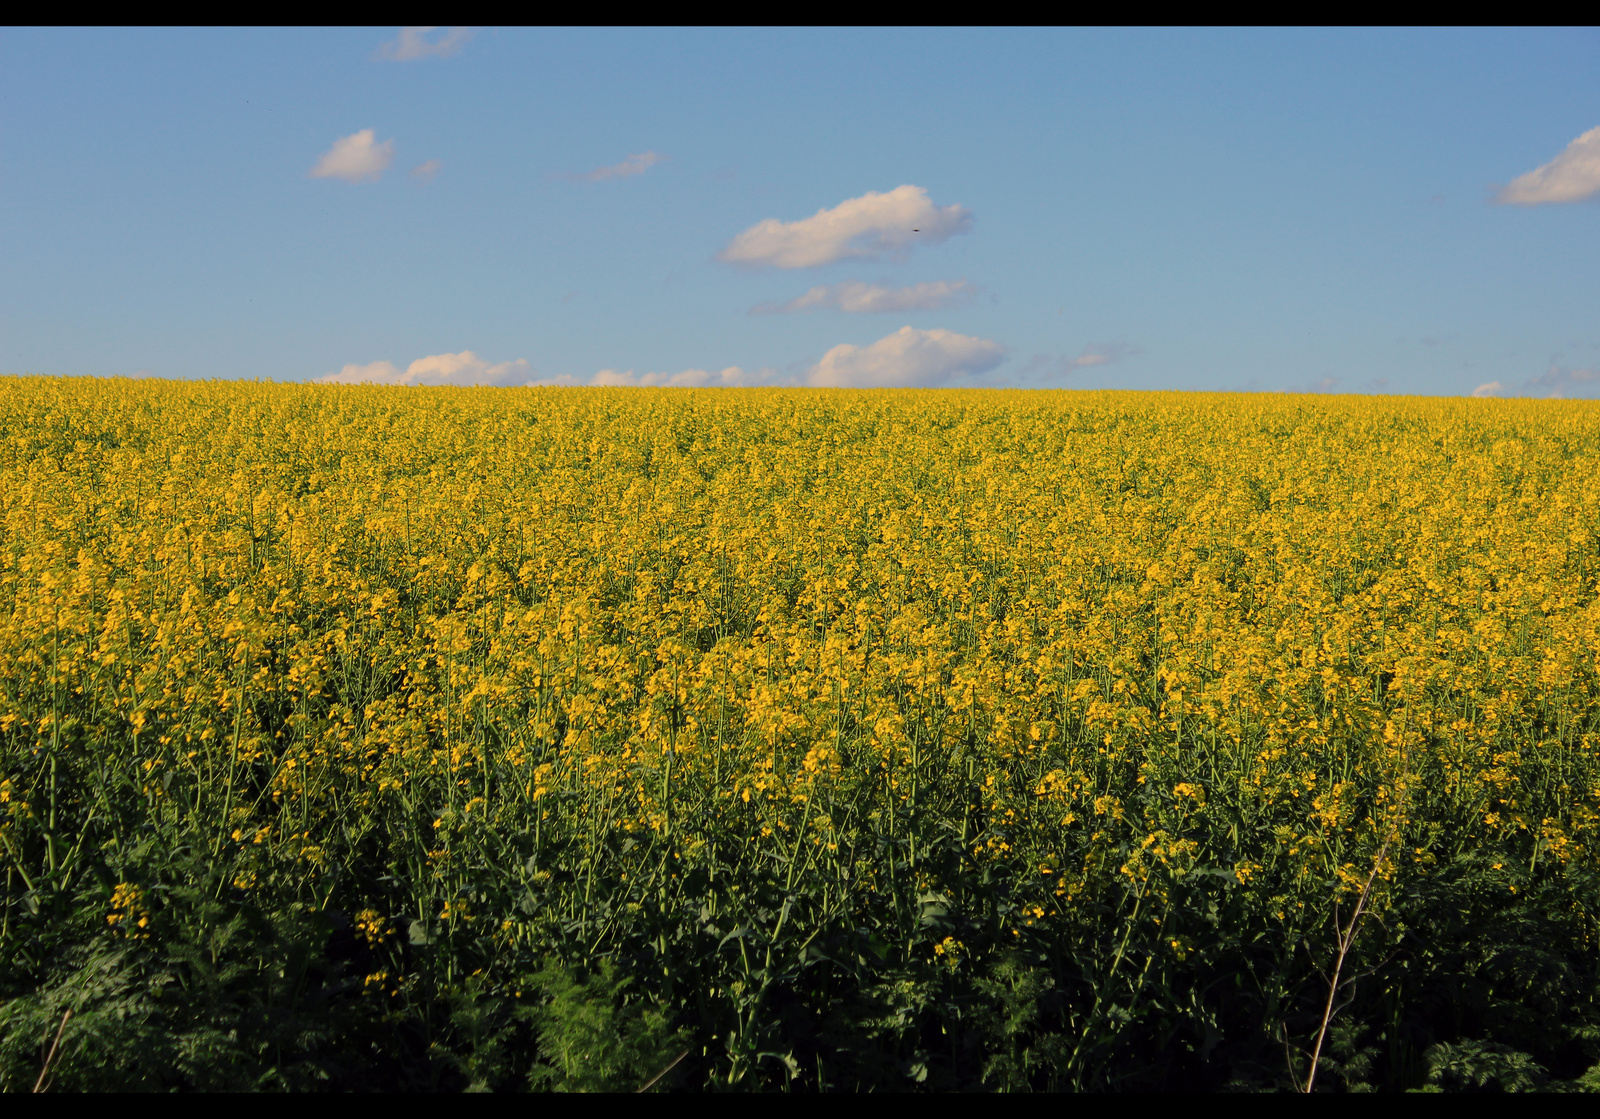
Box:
[1300,718,1414,1094]
[1301,838,1391,1094]
[32,1008,71,1093]
[636,1047,690,1093]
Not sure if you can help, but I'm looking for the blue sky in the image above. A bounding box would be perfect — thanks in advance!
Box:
[2,26,1596,395]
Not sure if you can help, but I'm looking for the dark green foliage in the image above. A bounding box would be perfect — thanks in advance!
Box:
[5,703,1600,1091]
[523,960,691,1092]
[1423,1039,1546,1093]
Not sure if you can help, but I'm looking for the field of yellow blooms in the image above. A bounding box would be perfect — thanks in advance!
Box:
[1,377,1598,1091]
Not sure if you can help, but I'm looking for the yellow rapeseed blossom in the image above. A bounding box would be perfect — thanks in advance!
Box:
[0,376,1596,1010]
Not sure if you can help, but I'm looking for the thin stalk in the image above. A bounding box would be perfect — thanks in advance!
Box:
[1302,838,1390,1094]
[32,1008,71,1093]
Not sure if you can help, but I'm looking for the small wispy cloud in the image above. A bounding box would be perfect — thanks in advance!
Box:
[1284,376,1341,395]
[751,279,974,315]
[1494,125,1600,206]
[561,152,668,183]
[409,159,442,184]
[720,185,973,270]
[319,351,534,387]
[1025,343,1138,378]
[1521,362,1600,398]
[309,129,395,183]
[806,326,1005,387]
[379,27,473,61]
[1469,361,1600,400]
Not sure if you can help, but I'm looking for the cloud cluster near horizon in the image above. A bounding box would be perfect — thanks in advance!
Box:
[575,328,1002,388]
[719,186,972,269]
[320,351,533,386]
[808,326,1004,387]
[584,367,781,387]
[751,279,974,315]
[309,129,395,183]
[320,328,1005,391]
[1495,126,1600,206]
[379,27,473,61]
[1474,362,1600,400]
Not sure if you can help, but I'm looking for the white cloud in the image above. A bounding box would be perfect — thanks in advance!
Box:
[1495,126,1600,205]
[410,159,442,183]
[319,351,534,386]
[1471,381,1504,398]
[309,129,395,183]
[564,152,668,183]
[379,27,473,61]
[751,279,974,315]
[720,185,973,270]
[587,366,781,387]
[806,326,1005,388]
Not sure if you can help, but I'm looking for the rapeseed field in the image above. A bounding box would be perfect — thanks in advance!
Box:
[2,377,1597,1090]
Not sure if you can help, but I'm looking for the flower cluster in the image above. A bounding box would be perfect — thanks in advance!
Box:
[2,378,1597,1089]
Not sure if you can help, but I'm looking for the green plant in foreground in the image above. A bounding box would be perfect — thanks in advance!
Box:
[523,960,690,1092]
